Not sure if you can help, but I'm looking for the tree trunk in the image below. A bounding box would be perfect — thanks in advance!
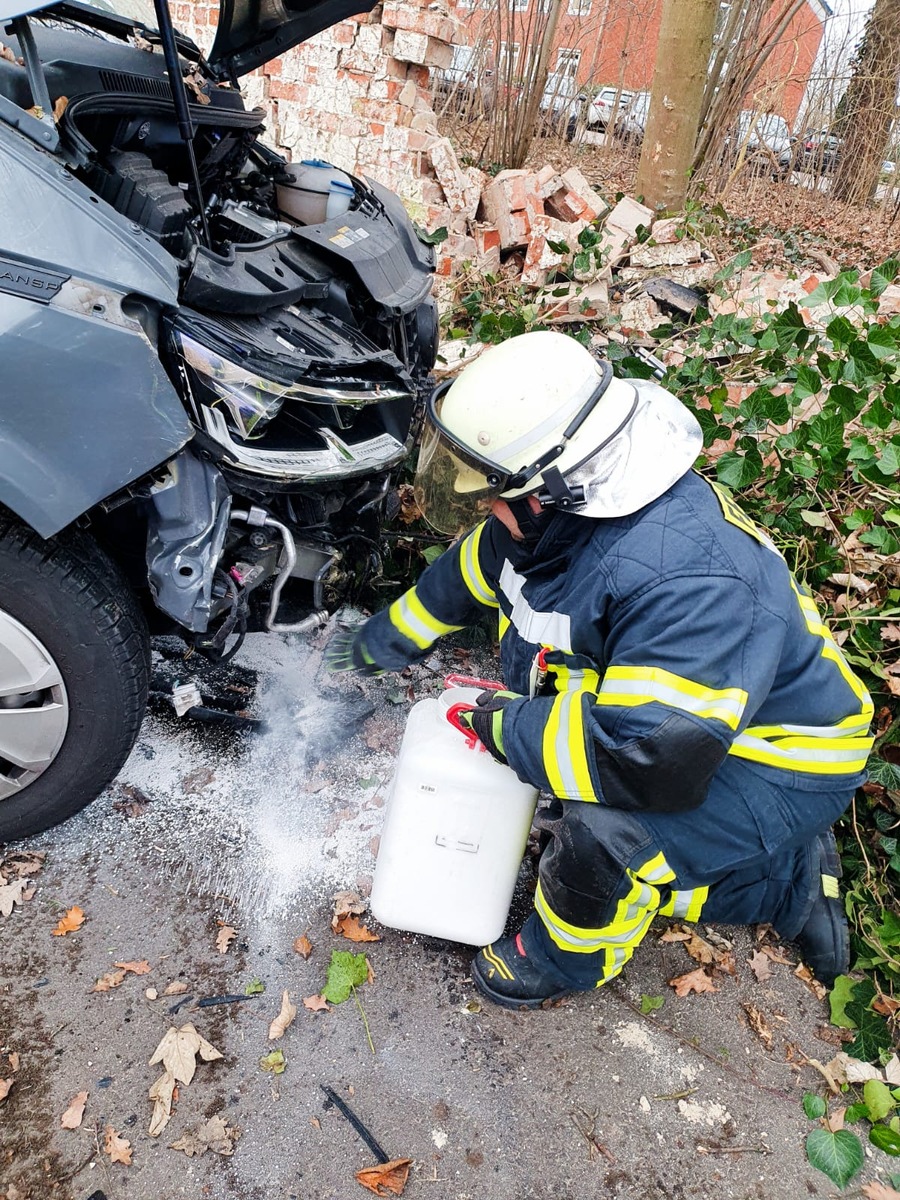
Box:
[831,0,900,205]
[635,0,719,213]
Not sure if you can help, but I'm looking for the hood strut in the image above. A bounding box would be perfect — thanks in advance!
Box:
[151,0,210,248]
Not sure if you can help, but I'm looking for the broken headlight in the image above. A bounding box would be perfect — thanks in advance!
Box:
[175,333,287,441]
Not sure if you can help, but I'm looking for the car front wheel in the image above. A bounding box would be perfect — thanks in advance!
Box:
[0,516,149,841]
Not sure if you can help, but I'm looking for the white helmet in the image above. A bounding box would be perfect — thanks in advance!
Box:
[415,331,701,535]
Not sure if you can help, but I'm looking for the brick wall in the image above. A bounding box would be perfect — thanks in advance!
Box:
[175,0,463,207]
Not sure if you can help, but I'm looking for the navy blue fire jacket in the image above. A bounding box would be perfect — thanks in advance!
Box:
[360,471,872,814]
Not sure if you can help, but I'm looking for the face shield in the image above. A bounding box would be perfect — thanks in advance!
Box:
[413,365,614,537]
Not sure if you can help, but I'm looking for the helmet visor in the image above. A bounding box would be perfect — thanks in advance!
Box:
[413,419,497,536]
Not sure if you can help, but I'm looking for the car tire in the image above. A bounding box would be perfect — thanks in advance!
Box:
[0,516,149,841]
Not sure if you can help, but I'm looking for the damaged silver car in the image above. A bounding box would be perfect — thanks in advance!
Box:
[0,0,438,838]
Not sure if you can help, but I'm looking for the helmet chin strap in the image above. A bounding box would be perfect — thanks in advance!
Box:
[506,496,553,546]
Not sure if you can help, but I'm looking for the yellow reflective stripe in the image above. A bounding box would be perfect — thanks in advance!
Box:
[822,874,840,900]
[388,589,463,650]
[534,880,657,955]
[459,523,498,609]
[637,850,676,884]
[541,691,596,801]
[597,665,747,731]
[711,482,780,554]
[790,577,874,725]
[546,661,601,696]
[729,731,873,774]
[498,612,511,641]
[746,713,873,739]
[482,944,514,980]
[670,886,709,921]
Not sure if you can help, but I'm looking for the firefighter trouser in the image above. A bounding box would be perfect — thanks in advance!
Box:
[528,758,853,989]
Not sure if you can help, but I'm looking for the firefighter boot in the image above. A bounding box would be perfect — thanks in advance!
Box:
[472,915,588,1010]
[789,831,849,988]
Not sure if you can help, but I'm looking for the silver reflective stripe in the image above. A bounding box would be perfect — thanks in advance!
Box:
[732,732,869,766]
[551,693,580,797]
[624,882,655,922]
[642,861,675,884]
[758,717,872,738]
[671,890,699,919]
[536,897,656,950]
[499,560,573,651]
[599,676,746,725]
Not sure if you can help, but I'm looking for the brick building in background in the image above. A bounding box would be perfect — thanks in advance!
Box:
[449,0,830,126]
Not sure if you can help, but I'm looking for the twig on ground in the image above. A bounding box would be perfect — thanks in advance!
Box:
[320,1084,390,1163]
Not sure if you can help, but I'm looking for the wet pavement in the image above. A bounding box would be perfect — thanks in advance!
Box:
[0,628,893,1199]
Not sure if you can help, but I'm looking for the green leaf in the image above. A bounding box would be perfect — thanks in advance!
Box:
[867,324,900,359]
[876,910,900,947]
[800,509,830,528]
[845,1003,893,1062]
[323,950,369,1004]
[865,1079,897,1122]
[245,978,265,996]
[877,442,900,476]
[794,365,822,399]
[546,239,570,255]
[421,544,444,565]
[259,1049,285,1074]
[803,1092,827,1119]
[871,259,900,296]
[866,756,900,790]
[640,993,664,1014]
[716,446,763,489]
[859,527,900,555]
[845,1101,870,1123]
[870,1124,900,1156]
[829,976,859,1029]
[418,225,448,245]
[805,1128,864,1188]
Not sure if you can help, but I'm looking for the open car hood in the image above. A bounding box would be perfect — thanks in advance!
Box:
[207,0,379,77]
[0,0,380,78]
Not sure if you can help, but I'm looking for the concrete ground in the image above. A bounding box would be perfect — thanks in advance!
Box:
[0,628,892,1200]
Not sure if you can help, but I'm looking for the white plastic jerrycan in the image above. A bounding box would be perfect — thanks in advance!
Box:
[370,684,539,946]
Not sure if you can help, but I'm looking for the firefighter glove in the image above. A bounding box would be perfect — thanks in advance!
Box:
[457,690,521,764]
[324,626,384,676]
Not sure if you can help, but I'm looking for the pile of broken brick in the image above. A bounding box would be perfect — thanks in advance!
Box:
[419,143,718,338]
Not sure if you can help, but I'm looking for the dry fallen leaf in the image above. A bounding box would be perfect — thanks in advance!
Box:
[52,94,67,122]
[303,994,330,1012]
[885,1053,900,1086]
[149,1024,223,1086]
[668,968,719,997]
[60,1090,88,1130]
[794,961,827,1000]
[148,1069,176,1138]
[215,924,237,954]
[355,1157,412,1196]
[145,987,159,1001]
[170,1114,238,1157]
[335,914,381,943]
[104,1125,133,1166]
[115,960,151,975]
[748,950,773,982]
[761,944,794,965]
[332,889,367,932]
[862,1183,900,1200]
[7,1053,19,1073]
[310,1116,321,1129]
[0,850,46,878]
[93,970,127,993]
[659,925,691,943]
[293,934,313,959]
[742,1002,773,1048]
[268,989,297,1041]
[0,42,17,63]
[163,980,189,996]
[51,906,85,936]
[366,959,376,986]
[825,1105,846,1133]
[683,932,716,965]
[0,879,28,918]
[0,1078,13,1102]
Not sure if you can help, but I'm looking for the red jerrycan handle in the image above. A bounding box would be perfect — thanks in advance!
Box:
[445,702,482,750]
[444,673,505,691]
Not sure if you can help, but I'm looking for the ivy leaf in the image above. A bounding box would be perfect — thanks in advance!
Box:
[844,1002,893,1061]
[417,226,448,246]
[245,978,265,996]
[794,365,822,400]
[877,442,900,476]
[803,1092,827,1119]
[829,976,859,1029]
[844,1101,870,1123]
[805,1128,864,1188]
[865,1080,897,1122]
[716,447,763,489]
[323,950,369,1005]
[640,994,664,1014]
[870,258,900,296]
[859,527,900,555]
[870,1124,900,1156]
[421,544,444,565]
[876,910,900,948]
[867,324,900,360]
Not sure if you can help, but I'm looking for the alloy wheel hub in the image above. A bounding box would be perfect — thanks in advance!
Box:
[0,609,68,801]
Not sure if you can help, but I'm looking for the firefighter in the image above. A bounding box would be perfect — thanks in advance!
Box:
[328,331,871,1010]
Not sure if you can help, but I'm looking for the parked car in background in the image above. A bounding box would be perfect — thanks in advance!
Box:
[732,110,792,162]
[615,90,651,146]
[777,129,842,177]
[565,85,633,140]
[540,71,580,132]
